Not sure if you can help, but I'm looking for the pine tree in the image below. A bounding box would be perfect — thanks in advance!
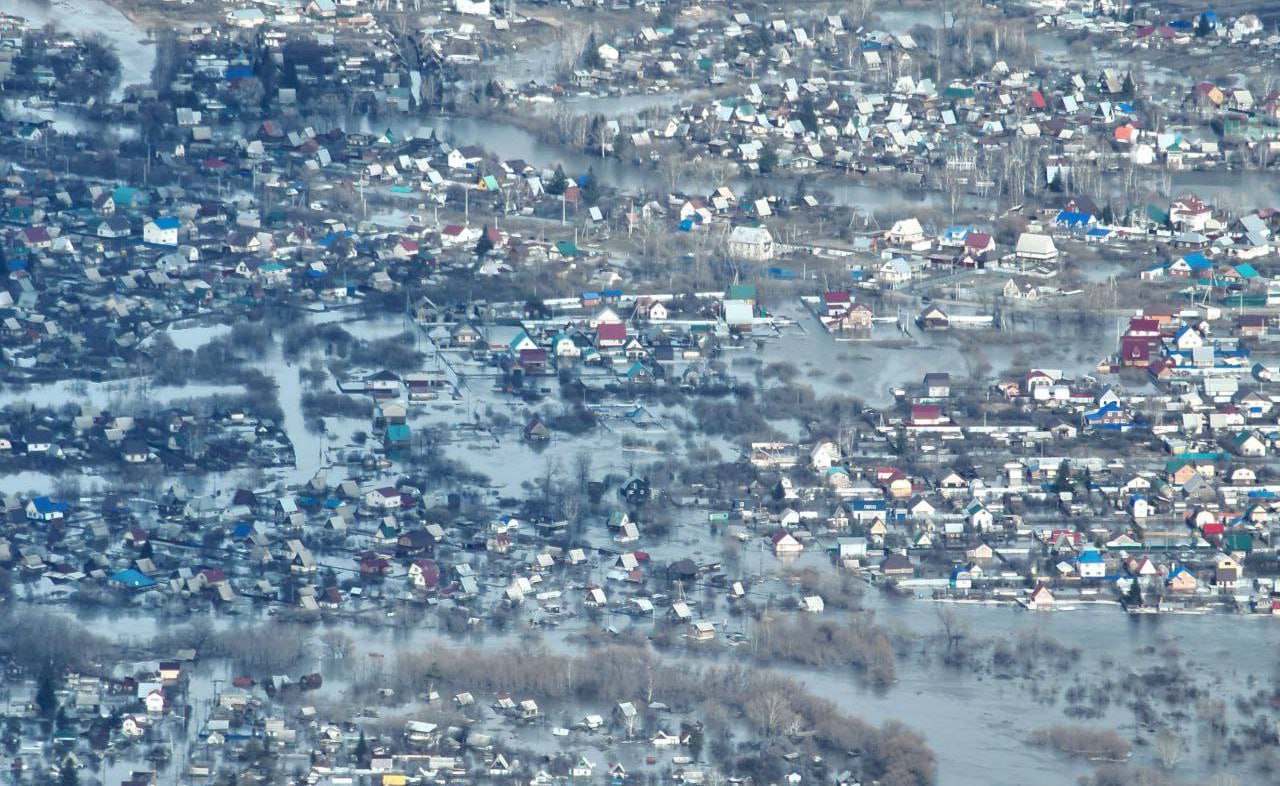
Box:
[758,146,778,174]
[474,226,495,259]
[58,759,79,786]
[36,668,57,718]
[1125,579,1143,608]
[582,33,604,69]
[547,165,568,196]
[354,730,368,763]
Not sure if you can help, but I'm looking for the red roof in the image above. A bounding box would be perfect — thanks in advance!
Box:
[964,231,993,250]
[911,405,943,421]
[823,291,851,305]
[1128,318,1160,334]
[597,323,627,342]
[1030,90,1046,109]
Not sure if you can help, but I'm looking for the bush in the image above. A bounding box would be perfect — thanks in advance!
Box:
[1031,725,1130,761]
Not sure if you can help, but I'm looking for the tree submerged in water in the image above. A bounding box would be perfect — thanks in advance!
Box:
[1124,579,1143,608]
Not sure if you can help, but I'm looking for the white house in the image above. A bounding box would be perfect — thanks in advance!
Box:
[885,217,929,250]
[727,225,775,261]
[144,217,181,246]
[1015,232,1058,262]
[364,487,403,510]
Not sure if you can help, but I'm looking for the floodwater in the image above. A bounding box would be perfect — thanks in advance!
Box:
[9,0,156,101]
[343,112,954,211]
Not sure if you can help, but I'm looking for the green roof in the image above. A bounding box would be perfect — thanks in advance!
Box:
[726,284,757,300]
[386,424,411,443]
[1223,533,1253,552]
[556,240,580,256]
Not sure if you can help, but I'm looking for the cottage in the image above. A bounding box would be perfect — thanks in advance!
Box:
[144,217,181,246]
[726,225,775,261]
[1015,233,1058,263]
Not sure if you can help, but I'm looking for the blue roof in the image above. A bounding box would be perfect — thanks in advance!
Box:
[1055,211,1094,227]
[109,569,157,589]
[153,216,181,230]
[225,65,254,81]
[232,523,253,539]
[112,186,139,206]
[31,496,70,514]
[317,230,354,248]
[1183,252,1212,270]
[1079,550,1105,563]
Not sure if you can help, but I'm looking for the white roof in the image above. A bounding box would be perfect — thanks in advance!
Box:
[1016,233,1057,255]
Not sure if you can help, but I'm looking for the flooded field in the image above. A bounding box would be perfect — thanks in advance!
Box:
[9,0,155,99]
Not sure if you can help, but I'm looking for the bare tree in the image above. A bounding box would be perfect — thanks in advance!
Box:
[1155,730,1183,770]
[935,604,968,656]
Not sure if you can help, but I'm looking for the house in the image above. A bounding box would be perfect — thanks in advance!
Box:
[98,216,132,239]
[1166,565,1197,593]
[1213,556,1240,590]
[1027,585,1055,609]
[726,225,774,261]
[922,372,951,398]
[962,231,995,263]
[918,305,950,330]
[144,689,166,714]
[879,553,914,577]
[688,621,716,642]
[1077,549,1106,579]
[1015,233,1058,263]
[878,258,913,286]
[1232,431,1266,458]
[596,322,627,349]
[1170,197,1212,232]
[26,496,70,522]
[771,530,804,557]
[966,501,993,530]
[885,217,928,249]
[144,217,181,246]
[364,487,404,511]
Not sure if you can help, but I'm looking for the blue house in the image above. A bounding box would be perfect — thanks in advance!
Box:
[1054,211,1097,230]
[26,496,70,522]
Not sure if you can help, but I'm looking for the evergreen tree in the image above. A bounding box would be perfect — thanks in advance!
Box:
[547,164,568,196]
[582,33,604,69]
[1125,579,1143,608]
[791,176,807,205]
[757,146,778,174]
[474,225,495,258]
[36,668,57,719]
[354,730,368,762]
[1195,14,1212,38]
[58,759,79,786]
